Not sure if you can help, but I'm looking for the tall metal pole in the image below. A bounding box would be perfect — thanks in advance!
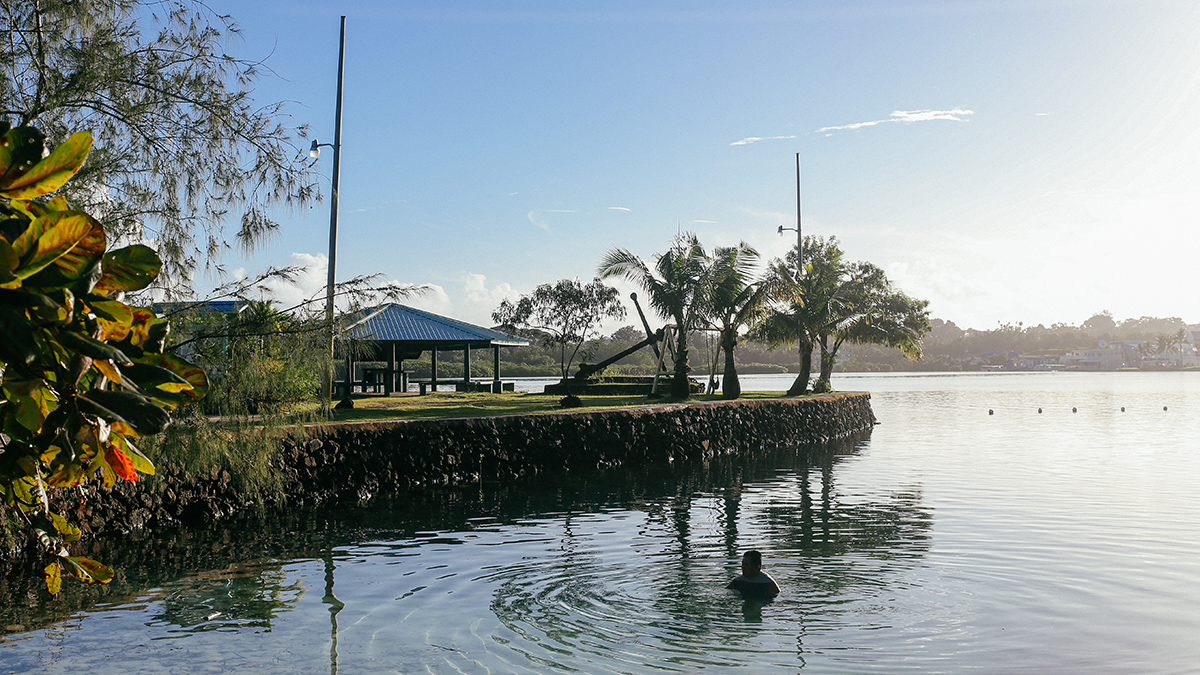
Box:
[795,153,802,277]
[795,153,805,391]
[322,16,346,414]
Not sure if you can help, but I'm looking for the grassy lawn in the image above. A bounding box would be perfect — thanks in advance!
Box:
[321,390,792,423]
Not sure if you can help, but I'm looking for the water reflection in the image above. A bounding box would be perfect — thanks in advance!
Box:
[149,563,304,633]
[1,428,936,674]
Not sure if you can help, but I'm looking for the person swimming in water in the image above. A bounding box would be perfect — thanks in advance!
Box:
[726,550,781,596]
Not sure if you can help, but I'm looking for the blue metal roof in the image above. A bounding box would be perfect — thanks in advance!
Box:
[343,304,529,347]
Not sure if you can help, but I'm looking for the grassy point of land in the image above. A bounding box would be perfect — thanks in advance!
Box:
[321,391,795,424]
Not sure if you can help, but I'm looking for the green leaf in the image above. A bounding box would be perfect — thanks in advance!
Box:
[57,329,133,365]
[121,361,193,406]
[86,296,134,342]
[0,289,74,324]
[0,313,41,367]
[77,390,170,435]
[137,353,209,402]
[94,245,161,294]
[0,132,92,199]
[0,127,47,189]
[51,513,81,542]
[0,238,19,288]
[1,378,59,432]
[12,211,105,281]
[62,556,114,585]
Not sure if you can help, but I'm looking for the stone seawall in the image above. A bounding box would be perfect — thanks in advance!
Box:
[43,392,874,541]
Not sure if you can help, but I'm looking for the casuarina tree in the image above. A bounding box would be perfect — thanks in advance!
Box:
[1,0,319,290]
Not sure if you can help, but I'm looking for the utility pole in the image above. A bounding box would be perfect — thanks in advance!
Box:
[321,16,346,414]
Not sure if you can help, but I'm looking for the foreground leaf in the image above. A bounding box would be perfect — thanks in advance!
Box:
[44,562,62,595]
[63,556,114,585]
[0,132,91,199]
[94,245,161,294]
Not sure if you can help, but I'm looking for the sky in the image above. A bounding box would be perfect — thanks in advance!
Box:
[198,0,1200,332]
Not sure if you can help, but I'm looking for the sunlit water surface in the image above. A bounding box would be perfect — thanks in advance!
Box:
[3,371,1199,673]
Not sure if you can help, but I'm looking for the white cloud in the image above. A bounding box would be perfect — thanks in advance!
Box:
[817,107,974,134]
[249,252,329,311]
[692,219,717,223]
[404,283,453,315]
[730,134,797,146]
[608,206,632,211]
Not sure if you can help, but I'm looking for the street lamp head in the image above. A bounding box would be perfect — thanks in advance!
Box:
[309,139,320,158]
[778,225,784,235]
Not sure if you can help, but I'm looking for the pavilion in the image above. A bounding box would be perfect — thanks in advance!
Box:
[337,303,530,395]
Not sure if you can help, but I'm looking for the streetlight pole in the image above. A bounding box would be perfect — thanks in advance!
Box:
[777,154,805,391]
[777,154,802,275]
[320,16,347,414]
[795,153,802,276]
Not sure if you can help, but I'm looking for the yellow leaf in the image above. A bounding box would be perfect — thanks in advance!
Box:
[112,434,154,476]
[93,358,123,383]
[44,562,62,595]
[63,556,114,585]
[12,211,103,280]
[0,131,92,199]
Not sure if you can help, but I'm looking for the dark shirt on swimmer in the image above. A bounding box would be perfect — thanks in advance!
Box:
[727,571,780,595]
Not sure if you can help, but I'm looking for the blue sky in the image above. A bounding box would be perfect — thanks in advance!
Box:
[207,1,1200,332]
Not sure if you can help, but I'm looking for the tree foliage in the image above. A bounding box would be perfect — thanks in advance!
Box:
[0,123,206,593]
[0,0,318,289]
[703,241,765,399]
[753,236,930,393]
[492,278,626,381]
[599,233,713,399]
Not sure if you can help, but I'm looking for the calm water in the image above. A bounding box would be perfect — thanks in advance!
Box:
[3,371,1199,673]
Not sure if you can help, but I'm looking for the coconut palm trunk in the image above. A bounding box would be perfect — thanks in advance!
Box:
[787,338,813,396]
[720,327,741,399]
[672,325,692,398]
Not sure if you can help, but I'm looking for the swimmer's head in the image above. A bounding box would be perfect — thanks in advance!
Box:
[741,550,763,577]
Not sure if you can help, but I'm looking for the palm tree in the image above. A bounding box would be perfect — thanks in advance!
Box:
[750,237,850,395]
[706,242,766,399]
[751,237,930,393]
[598,233,712,399]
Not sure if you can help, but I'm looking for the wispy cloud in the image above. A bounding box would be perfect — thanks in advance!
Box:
[527,209,576,232]
[692,219,717,224]
[608,206,632,212]
[1035,112,1050,116]
[817,107,974,135]
[730,134,797,146]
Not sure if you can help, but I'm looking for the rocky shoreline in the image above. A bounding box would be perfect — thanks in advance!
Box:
[30,392,874,547]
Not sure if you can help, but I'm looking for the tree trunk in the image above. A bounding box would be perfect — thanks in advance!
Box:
[786,339,812,396]
[721,327,740,400]
[815,344,836,392]
[671,326,691,398]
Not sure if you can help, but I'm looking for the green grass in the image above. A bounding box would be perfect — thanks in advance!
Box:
[321,390,794,423]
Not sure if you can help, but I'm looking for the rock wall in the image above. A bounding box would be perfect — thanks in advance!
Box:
[41,392,873,541]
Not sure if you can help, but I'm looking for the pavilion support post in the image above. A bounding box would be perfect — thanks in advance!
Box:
[463,344,471,387]
[345,351,353,397]
[386,343,395,395]
[431,349,439,392]
[493,345,501,392]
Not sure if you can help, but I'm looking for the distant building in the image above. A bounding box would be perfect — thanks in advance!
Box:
[1062,342,1138,370]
